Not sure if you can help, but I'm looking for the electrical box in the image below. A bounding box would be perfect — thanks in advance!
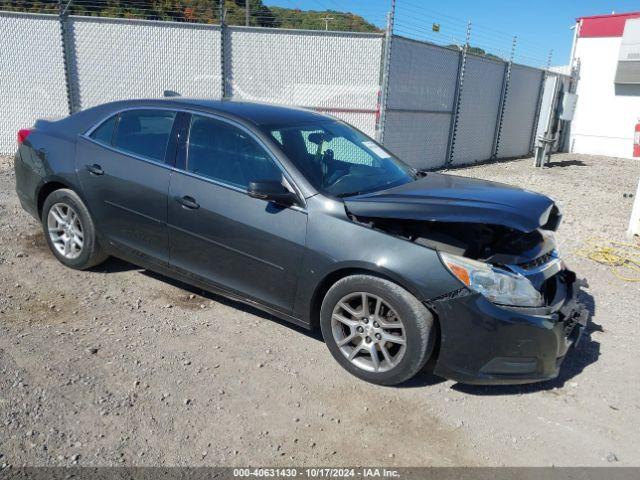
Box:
[560,93,577,121]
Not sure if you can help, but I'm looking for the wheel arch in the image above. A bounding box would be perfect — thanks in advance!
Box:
[37,180,72,219]
[308,264,428,331]
[36,177,90,219]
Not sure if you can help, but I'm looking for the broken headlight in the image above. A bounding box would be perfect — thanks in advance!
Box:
[439,252,544,307]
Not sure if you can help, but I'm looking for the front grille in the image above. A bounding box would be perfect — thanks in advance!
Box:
[518,251,555,270]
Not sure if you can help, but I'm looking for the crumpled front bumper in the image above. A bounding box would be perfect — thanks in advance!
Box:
[429,269,588,385]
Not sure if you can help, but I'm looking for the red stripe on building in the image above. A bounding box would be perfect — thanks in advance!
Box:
[577,11,640,38]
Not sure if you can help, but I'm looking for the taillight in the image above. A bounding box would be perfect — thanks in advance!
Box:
[17,129,32,145]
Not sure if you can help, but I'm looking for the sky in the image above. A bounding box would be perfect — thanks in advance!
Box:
[264,0,640,66]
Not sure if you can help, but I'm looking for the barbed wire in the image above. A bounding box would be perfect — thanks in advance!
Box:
[0,0,555,66]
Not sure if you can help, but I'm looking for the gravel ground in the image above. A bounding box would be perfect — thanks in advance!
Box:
[1,152,639,468]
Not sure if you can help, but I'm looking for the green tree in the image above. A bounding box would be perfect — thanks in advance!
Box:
[0,0,380,32]
[447,44,505,61]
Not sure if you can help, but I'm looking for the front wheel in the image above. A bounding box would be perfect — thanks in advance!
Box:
[41,188,108,270]
[320,275,435,386]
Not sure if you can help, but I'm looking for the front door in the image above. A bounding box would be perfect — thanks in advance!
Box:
[167,113,307,313]
[76,109,178,263]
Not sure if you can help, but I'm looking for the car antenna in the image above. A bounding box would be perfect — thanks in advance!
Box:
[163,90,181,97]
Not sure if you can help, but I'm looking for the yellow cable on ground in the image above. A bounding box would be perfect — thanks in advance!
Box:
[575,239,640,282]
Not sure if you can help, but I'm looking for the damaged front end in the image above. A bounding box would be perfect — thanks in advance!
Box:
[342,175,588,384]
[346,212,578,310]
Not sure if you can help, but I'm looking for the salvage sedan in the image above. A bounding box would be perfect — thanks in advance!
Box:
[14,99,587,385]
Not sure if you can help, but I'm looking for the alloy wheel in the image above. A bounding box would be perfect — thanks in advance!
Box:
[331,292,407,373]
[47,202,84,260]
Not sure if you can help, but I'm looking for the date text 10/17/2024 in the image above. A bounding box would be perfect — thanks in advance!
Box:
[232,468,401,478]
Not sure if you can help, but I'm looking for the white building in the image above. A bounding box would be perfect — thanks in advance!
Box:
[570,11,640,159]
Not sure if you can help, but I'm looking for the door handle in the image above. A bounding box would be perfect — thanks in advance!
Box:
[176,195,200,210]
[86,164,104,175]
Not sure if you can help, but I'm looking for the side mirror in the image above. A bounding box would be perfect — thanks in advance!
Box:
[248,180,298,207]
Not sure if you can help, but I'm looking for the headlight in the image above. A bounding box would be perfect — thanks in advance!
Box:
[439,252,544,307]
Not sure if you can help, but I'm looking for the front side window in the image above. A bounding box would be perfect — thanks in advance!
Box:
[112,109,176,162]
[265,121,415,197]
[89,115,117,145]
[186,115,282,189]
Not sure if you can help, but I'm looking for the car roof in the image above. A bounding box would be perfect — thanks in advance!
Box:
[120,98,332,127]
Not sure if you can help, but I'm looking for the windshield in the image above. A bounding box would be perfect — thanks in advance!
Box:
[263,121,416,197]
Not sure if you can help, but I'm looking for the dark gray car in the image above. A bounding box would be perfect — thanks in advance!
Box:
[14,99,587,386]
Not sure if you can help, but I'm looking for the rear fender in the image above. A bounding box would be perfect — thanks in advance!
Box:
[16,130,83,219]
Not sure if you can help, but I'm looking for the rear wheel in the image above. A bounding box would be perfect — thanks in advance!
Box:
[320,275,435,385]
[42,189,108,270]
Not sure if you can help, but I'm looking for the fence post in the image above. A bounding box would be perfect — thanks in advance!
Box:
[491,36,517,159]
[219,0,229,99]
[58,0,77,114]
[445,20,471,166]
[528,49,553,156]
[376,0,395,144]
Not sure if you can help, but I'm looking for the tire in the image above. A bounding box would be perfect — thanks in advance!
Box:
[41,188,108,270]
[320,274,435,386]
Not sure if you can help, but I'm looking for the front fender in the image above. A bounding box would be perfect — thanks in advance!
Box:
[292,196,462,323]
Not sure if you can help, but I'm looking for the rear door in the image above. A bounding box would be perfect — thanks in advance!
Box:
[167,113,308,313]
[76,109,181,264]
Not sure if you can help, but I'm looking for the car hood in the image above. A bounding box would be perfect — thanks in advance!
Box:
[343,173,560,232]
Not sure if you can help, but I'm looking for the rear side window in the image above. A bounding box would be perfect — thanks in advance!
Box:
[112,109,176,162]
[187,115,282,189]
[90,115,117,145]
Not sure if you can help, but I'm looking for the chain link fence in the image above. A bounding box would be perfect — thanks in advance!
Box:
[450,55,504,165]
[68,16,223,111]
[0,9,567,170]
[0,12,69,154]
[496,65,545,159]
[225,26,383,137]
[381,36,459,169]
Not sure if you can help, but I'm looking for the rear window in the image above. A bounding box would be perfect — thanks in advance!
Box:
[89,115,117,145]
[112,109,176,162]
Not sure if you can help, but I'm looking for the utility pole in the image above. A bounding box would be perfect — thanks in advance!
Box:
[376,0,396,143]
[245,0,250,27]
[446,20,472,165]
[220,0,228,99]
[320,16,334,31]
[59,0,76,114]
[530,47,554,162]
[491,35,517,159]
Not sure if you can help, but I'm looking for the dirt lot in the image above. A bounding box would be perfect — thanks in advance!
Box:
[1,153,639,467]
